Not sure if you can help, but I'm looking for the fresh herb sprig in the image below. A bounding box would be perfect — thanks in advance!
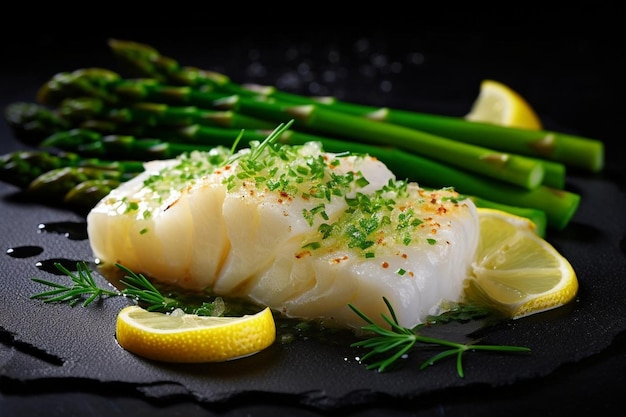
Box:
[348,297,531,377]
[32,263,530,377]
[30,261,118,307]
[30,261,219,315]
[221,119,294,169]
[114,263,180,312]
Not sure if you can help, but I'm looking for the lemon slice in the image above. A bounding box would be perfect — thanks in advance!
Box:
[464,208,578,319]
[116,305,276,362]
[465,79,543,130]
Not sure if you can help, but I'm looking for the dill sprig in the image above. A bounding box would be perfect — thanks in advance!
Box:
[348,297,531,377]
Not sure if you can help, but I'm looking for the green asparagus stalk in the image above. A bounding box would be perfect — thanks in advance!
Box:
[118,91,567,189]
[1,150,82,188]
[63,179,122,209]
[41,129,222,160]
[320,102,604,174]
[34,69,566,189]
[5,102,70,144]
[0,40,584,229]
[0,149,143,189]
[38,68,226,107]
[40,72,548,190]
[108,39,254,95]
[0,148,141,211]
[521,156,565,189]
[3,125,573,229]
[220,98,546,190]
[5,99,268,144]
[57,97,277,131]
[244,84,603,174]
[37,68,123,106]
[278,132,578,231]
[26,166,136,202]
[30,125,574,229]
[2,108,573,227]
[107,38,603,173]
[119,78,570,189]
[57,98,548,191]
[468,196,547,237]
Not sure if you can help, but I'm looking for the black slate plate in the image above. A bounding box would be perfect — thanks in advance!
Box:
[1,25,625,416]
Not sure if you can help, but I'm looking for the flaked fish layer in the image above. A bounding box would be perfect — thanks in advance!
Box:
[87,140,479,329]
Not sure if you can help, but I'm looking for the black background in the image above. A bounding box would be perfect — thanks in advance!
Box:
[1,7,625,417]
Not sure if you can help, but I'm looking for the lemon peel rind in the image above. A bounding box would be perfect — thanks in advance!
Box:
[464,269,578,320]
[116,306,276,363]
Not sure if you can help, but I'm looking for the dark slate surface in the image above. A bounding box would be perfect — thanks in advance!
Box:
[1,19,625,417]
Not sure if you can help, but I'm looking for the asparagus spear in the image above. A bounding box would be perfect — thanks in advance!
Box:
[223,98,546,190]
[21,148,558,232]
[468,196,547,238]
[278,132,578,231]
[107,38,603,173]
[188,126,569,230]
[0,40,582,228]
[41,129,222,160]
[0,148,142,211]
[57,97,277,131]
[37,68,123,106]
[36,73,272,131]
[4,102,70,145]
[0,149,143,189]
[26,166,135,202]
[119,89,566,189]
[0,150,82,188]
[39,72,548,190]
[33,69,565,188]
[30,125,575,229]
[63,178,122,209]
[245,88,604,174]
[2,105,574,226]
[3,125,572,229]
[108,38,254,94]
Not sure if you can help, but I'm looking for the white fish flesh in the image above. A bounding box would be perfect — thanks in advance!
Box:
[87,138,479,329]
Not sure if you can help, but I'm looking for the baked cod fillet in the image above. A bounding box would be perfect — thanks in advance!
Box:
[87,138,479,329]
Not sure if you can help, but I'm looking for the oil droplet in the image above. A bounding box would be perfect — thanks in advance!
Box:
[35,258,84,274]
[6,246,44,258]
[37,221,88,240]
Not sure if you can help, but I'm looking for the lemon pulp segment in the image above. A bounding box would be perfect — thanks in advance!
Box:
[465,208,578,318]
[465,79,543,130]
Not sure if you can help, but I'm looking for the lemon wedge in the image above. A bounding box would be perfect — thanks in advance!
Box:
[464,208,578,319]
[116,305,276,362]
[465,79,543,130]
